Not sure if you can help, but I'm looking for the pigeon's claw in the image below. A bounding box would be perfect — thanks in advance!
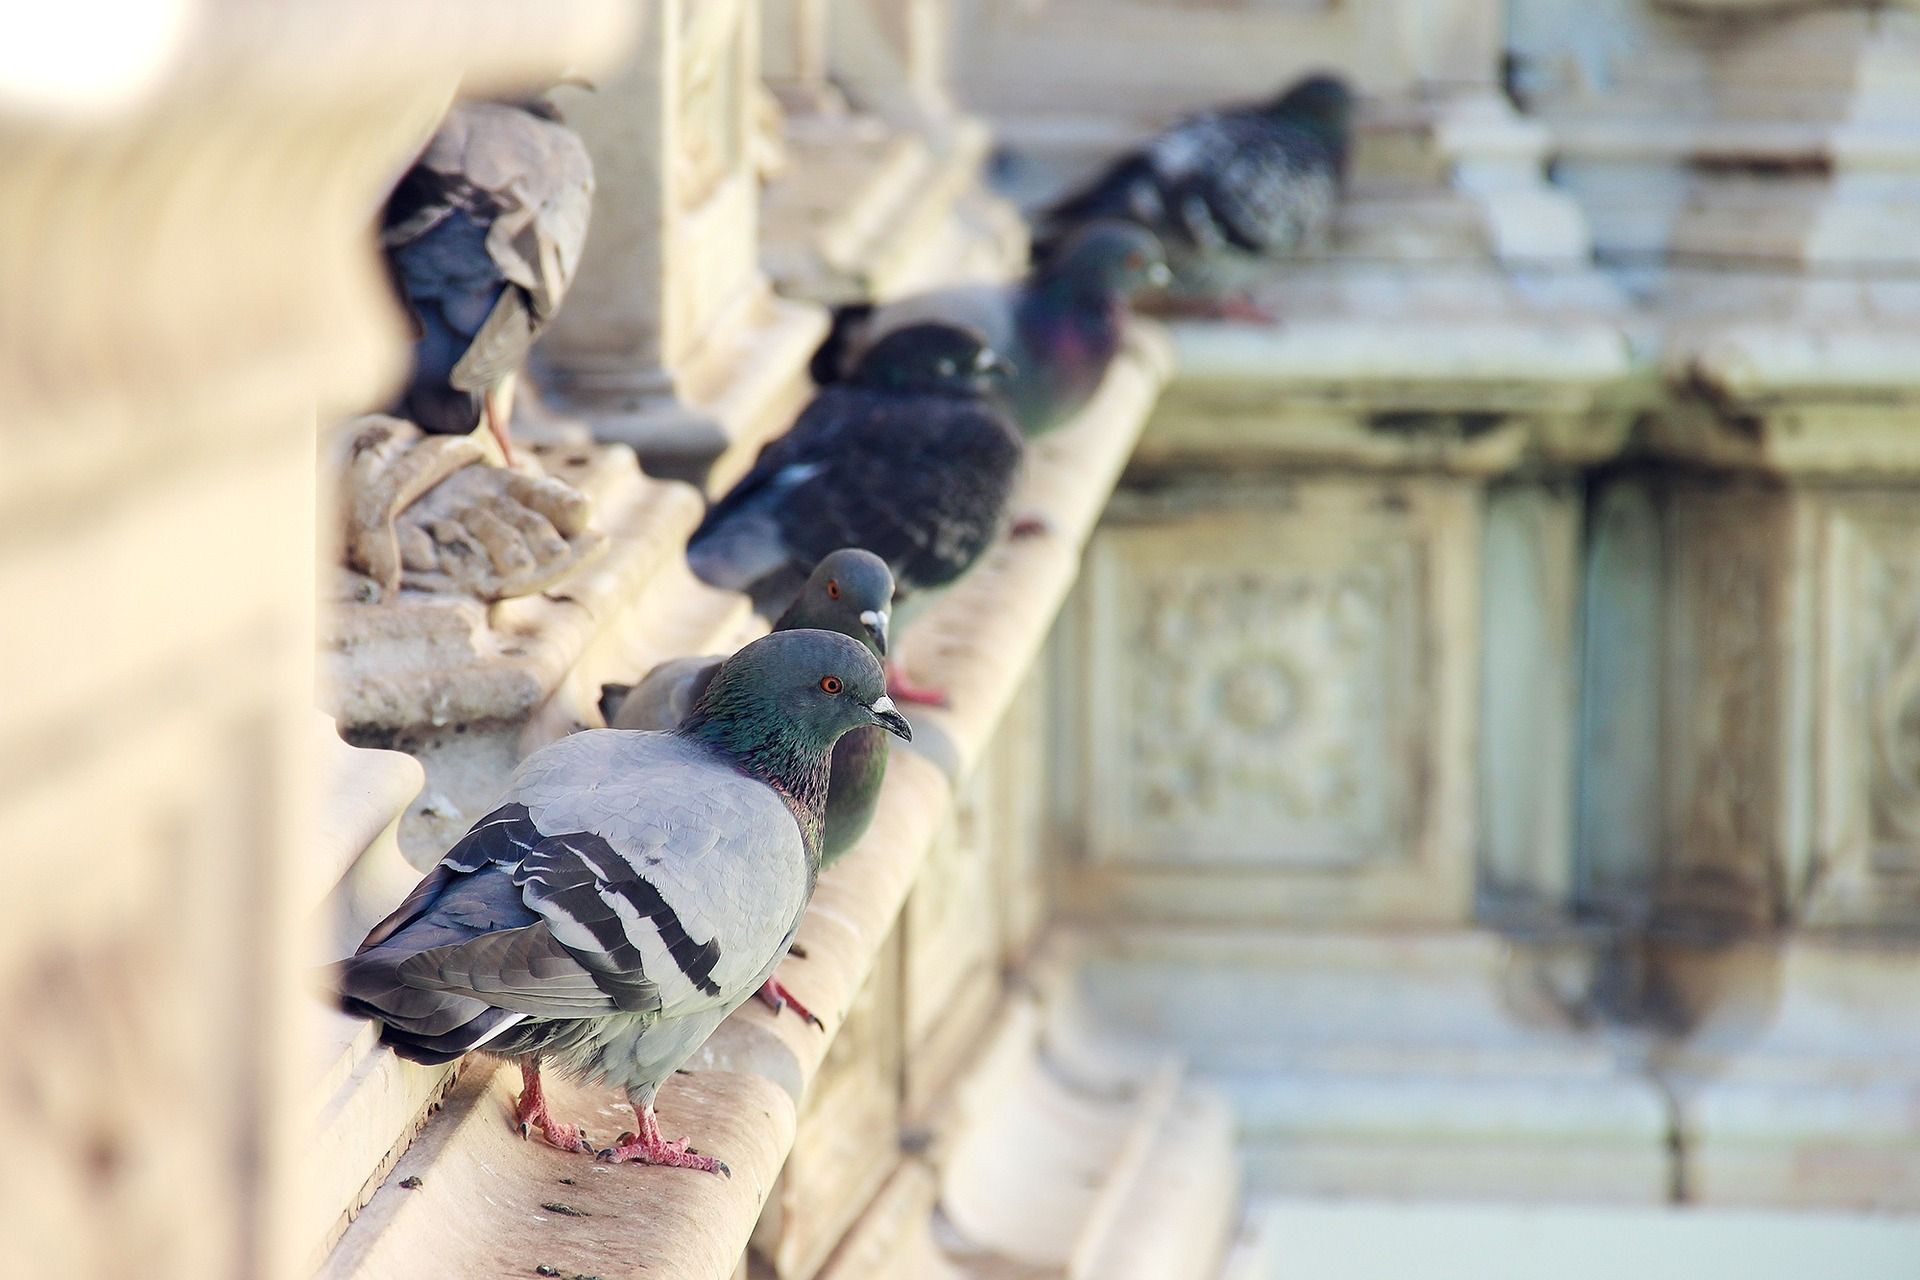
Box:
[513,1061,591,1153]
[596,1105,728,1176]
[756,975,825,1030]
[1009,513,1051,539]
[885,661,950,709]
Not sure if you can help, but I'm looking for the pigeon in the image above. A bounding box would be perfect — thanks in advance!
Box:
[381,99,594,465]
[808,221,1169,437]
[339,629,911,1174]
[688,324,1024,702]
[1033,73,1353,320]
[606,550,896,1031]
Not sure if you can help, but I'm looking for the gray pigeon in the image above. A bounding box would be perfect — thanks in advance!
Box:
[1034,74,1352,320]
[339,629,910,1174]
[382,99,594,464]
[808,222,1169,437]
[606,551,896,1031]
[690,325,1024,657]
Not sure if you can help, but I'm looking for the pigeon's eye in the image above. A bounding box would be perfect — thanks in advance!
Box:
[1125,252,1145,271]
[819,675,843,695]
[826,579,841,600]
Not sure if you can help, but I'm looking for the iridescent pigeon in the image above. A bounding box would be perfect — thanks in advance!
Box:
[382,100,594,464]
[809,222,1169,437]
[691,324,1023,641]
[1034,73,1352,320]
[606,550,896,1031]
[339,629,911,1174]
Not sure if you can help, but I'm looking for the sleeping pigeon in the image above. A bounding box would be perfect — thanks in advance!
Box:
[339,629,910,1174]
[382,99,594,465]
[1034,73,1352,320]
[808,221,1169,437]
[689,324,1024,681]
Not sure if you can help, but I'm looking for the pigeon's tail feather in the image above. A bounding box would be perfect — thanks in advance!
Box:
[338,949,523,1063]
[809,302,876,385]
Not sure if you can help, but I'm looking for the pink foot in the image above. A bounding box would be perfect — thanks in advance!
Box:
[756,974,824,1029]
[886,660,949,709]
[596,1104,729,1176]
[513,1064,592,1154]
[1009,513,1051,539]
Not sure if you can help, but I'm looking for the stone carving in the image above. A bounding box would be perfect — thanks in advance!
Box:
[1810,503,1920,925]
[1091,529,1423,869]
[677,3,748,211]
[324,414,602,603]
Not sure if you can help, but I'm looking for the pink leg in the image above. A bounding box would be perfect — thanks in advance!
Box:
[483,385,516,466]
[597,1094,730,1176]
[513,1060,591,1153]
[756,974,824,1029]
[886,660,949,709]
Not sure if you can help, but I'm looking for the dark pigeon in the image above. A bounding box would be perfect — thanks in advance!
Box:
[382,100,593,463]
[1034,74,1353,318]
[809,222,1169,437]
[339,629,910,1174]
[689,324,1025,621]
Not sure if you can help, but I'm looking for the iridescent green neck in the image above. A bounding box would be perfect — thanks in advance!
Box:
[680,686,831,859]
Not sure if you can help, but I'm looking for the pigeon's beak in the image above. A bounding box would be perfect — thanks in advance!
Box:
[869,695,912,742]
[976,348,1015,380]
[1146,260,1173,288]
[860,608,890,657]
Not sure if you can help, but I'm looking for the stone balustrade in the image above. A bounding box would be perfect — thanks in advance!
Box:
[7,0,1920,1277]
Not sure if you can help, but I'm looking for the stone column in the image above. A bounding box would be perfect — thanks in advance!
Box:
[0,2,629,1275]
[536,0,826,489]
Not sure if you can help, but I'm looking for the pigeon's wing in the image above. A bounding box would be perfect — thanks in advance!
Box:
[1156,112,1339,257]
[397,732,812,1023]
[686,394,863,592]
[761,390,1024,593]
[609,655,722,731]
[383,103,594,406]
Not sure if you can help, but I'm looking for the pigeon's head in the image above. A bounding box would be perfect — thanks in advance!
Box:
[1271,73,1353,136]
[774,548,896,658]
[692,629,911,758]
[1043,221,1170,300]
[851,323,1011,395]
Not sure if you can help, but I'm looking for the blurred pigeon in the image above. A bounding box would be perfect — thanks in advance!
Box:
[382,100,594,464]
[809,222,1168,437]
[690,324,1023,709]
[340,629,910,1173]
[607,551,895,1029]
[1034,74,1352,320]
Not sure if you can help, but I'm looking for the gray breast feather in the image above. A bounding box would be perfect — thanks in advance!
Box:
[502,730,812,1017]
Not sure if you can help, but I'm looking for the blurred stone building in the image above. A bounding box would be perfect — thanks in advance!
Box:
[4,1,1918,1277]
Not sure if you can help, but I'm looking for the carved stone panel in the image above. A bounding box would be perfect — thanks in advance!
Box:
[902,753,1004,1115]
[1070,479,1480,925]
[1806,493,1920,928]
[753,933,903,1280]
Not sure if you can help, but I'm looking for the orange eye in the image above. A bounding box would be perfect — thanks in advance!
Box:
[819,675,843,694]
[1125,252,1144,271]
[826,579,841,600]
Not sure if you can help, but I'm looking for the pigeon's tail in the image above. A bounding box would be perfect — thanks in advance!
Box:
[808,302,877,386]
[337,950,525,1065]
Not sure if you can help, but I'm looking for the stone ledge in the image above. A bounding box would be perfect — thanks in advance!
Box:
[321,331,1171,1279]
